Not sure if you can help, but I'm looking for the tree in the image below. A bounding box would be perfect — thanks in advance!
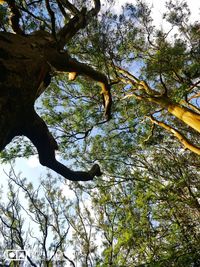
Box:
[1,147,199,266]
[55,0,200,155]
[98,0,200,155]
[0,0,112,180]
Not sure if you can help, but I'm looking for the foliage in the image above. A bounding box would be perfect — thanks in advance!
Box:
[0,0,200,266]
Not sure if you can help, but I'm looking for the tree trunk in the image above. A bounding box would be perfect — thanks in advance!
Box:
[167,104,200,133]
[0,31,54,148]
[0,30,108,180]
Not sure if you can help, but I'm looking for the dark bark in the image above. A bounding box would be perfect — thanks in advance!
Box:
[0,30,109,180]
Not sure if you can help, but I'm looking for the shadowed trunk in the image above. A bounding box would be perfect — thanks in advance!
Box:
[0,31,106,180]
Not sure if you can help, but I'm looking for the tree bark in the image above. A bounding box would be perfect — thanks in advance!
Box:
[149,116,200,155]
[0,30,109,180]
[148,96,200,134]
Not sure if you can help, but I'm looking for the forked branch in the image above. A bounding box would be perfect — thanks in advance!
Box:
[57,0,101,48]
[45,0,56,37]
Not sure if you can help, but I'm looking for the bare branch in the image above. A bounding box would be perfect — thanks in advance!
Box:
[57,8,87,48]
[45,0,56,37]
[56,0,68,17]
[115,65,140,84]
[57,0,101,48]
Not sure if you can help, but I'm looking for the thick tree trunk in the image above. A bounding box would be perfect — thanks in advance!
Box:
[0,31,53,147]
[0,31,107,180]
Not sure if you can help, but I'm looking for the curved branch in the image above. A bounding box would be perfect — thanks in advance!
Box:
[50,53,112,120]
[148,116,200,155]
[24,111,103,181]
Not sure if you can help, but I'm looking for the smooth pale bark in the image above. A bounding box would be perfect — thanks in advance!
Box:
[117,67,200,134]
[167,104,200,133]
[149,96,200,134]
[149,117,200,155]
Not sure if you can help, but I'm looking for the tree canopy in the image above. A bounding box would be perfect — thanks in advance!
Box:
[0,0,200,266]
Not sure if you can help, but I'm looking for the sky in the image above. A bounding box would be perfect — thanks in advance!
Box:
[114,0,200,23]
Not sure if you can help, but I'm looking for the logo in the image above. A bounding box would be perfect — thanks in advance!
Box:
[5,250,27,261]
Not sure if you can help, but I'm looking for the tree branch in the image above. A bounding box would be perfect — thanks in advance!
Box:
[45,0,56,37]
[57,8,87,48]
[6,0,24,35]
[57,0,101,48]
[148,116,200,155]
[180,100,200,114]
[18,4,50,31]
[58,0,80,15]
[50,53,112,120]
[56,0,68,17]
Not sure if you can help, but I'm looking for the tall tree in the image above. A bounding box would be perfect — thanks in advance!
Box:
[59,0,200,155]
